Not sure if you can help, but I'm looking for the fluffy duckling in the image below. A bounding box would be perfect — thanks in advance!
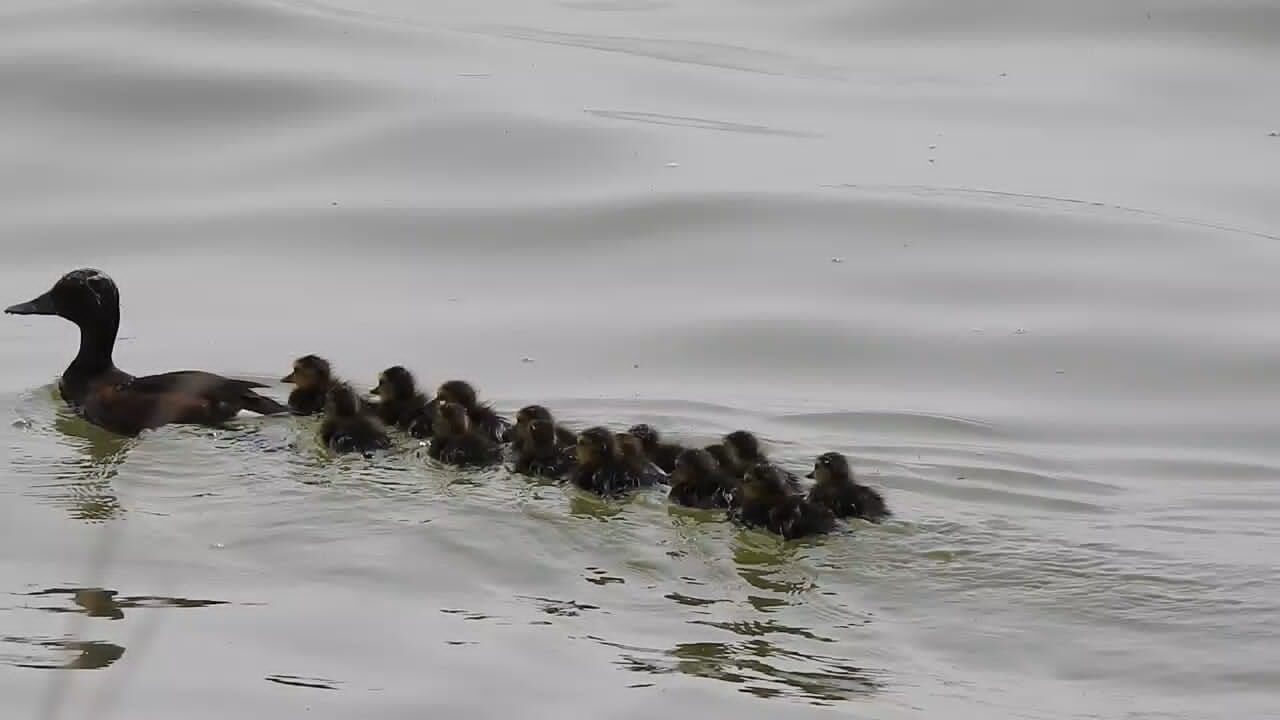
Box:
[281,354,335,416]
[319,383,391,456]
[435,380,509,443]
[617,432,670,486]
[428,401,502,467]
[722,430,802,490]
[669,448,737,509]
[627,424,683,473]
[570,427,658,496]
[807,452,891,523]
[734,463,835,540]
[507,404,577,452]
[371,366,433,433]
[704,443,735,474]
[512,419,576,479]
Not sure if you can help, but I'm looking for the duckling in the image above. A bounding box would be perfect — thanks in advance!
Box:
[669,448,737,509]
[371,366,433,433]
[281,355,336,416]
[428,401,502,467]
[807,452,891,523]
[626,424,683,473]
[704,443,735,474]
[435,380,510,443]
[570,427,657,496]
[735,463,835,540]
[722,430,803,490]
[507,404,577,452]
[512,419,576,479]
[616,432,670,486]
[319,383,391,456]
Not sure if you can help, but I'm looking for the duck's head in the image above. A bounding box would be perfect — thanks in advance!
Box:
[516,404,554,427]
[704,443,734,471]
[526,419,557,449]
[627,423,661,450]
[576,426,617,467]
[435,400,471,438]
[373,366,416,401]
[807,452,852,484]
[724,430,763,466]
[436,380,478,409]
[324,382,362,418]
[672,448,718,487]
[6,269,120,327]
[615,432,647,467]
[742,462,791,505]
[282,355,331,389]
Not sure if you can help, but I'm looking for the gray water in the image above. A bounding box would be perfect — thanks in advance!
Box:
[3,1,1279,718]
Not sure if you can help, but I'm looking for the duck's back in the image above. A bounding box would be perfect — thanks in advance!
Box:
[73,369,285,435]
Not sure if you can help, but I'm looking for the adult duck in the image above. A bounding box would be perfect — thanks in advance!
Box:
[6,269,287,436]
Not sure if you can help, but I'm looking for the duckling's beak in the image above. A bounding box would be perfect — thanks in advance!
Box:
[281,371,297,384]
[370,386,382,397]
[5,291,57,316]
[805,470,815,479]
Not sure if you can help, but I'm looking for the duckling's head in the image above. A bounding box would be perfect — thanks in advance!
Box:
[516,404,554,427]
[627,424,661,450]
[373,365,417,401]
[437,380,478,409]
[526,419,558,450]
[615,433,648,467]
[6,268,121,329]
[282,355,331,389]
[724,431,763,466]
[672,448,718,487]
[325,382,362,418]
[704,443,734,471]
[434,401,471,438]
[807,452,853,484]
[576,426,617,467]
[741,463,791,505]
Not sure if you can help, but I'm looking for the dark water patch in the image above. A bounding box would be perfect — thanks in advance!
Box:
[1,636,125,670]
[691,619,837,644]
[22,587,233,620]
[664,592,725,608]
[519,595,604,617]
[601,636,883,703]
[265,674,341,690]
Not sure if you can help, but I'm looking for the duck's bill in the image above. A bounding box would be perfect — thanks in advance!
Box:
[280,371,297,384]
[804,471,815,479]
[5,291,57,316]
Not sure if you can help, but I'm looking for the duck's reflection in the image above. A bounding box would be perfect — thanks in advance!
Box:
[26,587,231,621]
[47,400,132,522]
[1,636,126,671]
[607,636,882,703]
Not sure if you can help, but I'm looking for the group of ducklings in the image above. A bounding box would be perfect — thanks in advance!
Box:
[283,355,890,540]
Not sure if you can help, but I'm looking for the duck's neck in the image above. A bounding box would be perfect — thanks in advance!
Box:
[68,314,119,377]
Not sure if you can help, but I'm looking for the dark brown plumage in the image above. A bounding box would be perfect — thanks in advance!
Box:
[5,269,287,436]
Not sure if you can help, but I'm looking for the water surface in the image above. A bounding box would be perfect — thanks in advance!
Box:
[2,1,1279,718]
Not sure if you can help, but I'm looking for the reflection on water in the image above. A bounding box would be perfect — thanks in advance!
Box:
[0,636,126,671]
[606,637,882,703]
[11,388,133,522]
[265,674,341,691]
[24,587,232,620]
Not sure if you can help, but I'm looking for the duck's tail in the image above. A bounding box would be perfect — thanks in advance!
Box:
[239,390,289,416]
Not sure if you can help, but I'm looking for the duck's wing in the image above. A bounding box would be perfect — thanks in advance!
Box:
[123,371,287,419]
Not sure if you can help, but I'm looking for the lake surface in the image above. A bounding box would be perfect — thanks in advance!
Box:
[2,1,1279,718]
